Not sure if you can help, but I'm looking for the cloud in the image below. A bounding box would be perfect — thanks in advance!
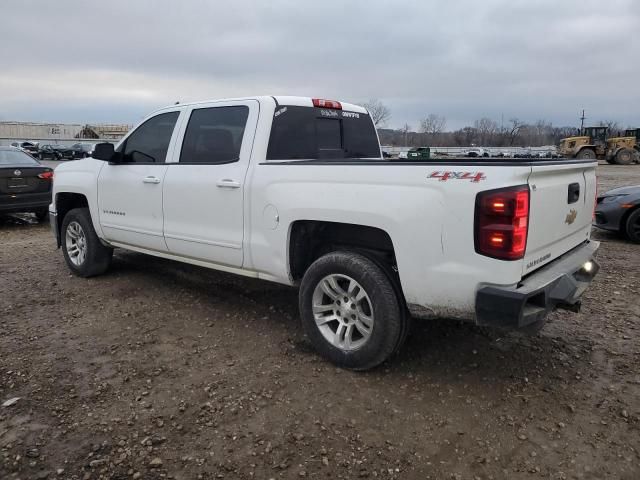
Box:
[1,0,638,128]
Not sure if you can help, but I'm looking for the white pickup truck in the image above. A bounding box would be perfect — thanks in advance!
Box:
[50,96,600,370]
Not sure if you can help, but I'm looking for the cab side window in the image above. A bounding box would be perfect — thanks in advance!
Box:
[179,106,249,164]
[118,111,180,163]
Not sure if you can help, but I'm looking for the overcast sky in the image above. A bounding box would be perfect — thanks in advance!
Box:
[1,0,639,130]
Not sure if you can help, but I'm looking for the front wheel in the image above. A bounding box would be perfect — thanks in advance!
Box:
[61,208,113,277]
[625,208,640,243]
[576,149,596,160]
[299,251,406,370]
[614,149,634,165]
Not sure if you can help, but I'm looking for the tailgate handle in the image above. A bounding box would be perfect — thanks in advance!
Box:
[568,183,580,204]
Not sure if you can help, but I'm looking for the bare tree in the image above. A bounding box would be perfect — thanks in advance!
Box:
[597,120,622,136]
[363,99,391,128]
[507,118,524,146]
[419,114,446,145]
[474,118,498,145]
[453,126,477,146]
[400,123,412,146]
[419,114,447,135]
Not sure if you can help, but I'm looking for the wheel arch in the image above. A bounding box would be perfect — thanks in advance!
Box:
[620,203,640,234]
[54,192,89,247]
[576,145,596,156]
[288,220,398,283]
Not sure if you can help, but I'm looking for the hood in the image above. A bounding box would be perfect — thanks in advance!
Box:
[601,185,640,197]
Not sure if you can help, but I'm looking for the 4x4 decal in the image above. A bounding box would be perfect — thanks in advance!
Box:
[428,171,486,183]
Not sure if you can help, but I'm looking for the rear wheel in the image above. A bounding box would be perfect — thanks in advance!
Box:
[614,149,634,165]
[576,149,596,160]
[61,208,113,277]
[299,251,406,370]
[625,208,640,243]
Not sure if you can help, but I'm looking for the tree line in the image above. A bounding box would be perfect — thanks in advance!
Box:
[362,99,630,148]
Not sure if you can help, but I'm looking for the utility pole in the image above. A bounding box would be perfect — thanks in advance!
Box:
[580,109,586,134]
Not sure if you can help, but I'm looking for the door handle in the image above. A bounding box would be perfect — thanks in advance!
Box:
[143,176,161,184]
[216,179,241,189]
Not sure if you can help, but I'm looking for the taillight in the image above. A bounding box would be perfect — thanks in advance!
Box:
[38,171,54,180]
[475,185,529,260]
[312,98,342,110]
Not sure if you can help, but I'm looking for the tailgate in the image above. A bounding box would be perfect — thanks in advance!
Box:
[523,161,597,275]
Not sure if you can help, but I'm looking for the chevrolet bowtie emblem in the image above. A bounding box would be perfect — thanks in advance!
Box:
[565,209,577,225]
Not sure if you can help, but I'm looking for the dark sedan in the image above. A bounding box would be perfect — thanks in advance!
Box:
[0,146,53,221]
[38,144,63,160]
[59,142,95,160]
[594,185,640,243]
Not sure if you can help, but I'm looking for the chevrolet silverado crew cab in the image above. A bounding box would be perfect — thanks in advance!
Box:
[49,96,600,370]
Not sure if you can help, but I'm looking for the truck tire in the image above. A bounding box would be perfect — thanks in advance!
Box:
[576,149,596,160]
[614,149,634,165]
[625,208,640,243]
[61,207,113,277]
[299,251,405,370]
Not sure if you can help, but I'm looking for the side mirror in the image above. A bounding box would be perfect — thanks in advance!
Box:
[92,143,115,161]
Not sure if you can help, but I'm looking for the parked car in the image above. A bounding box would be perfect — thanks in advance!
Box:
[10,141,39,157]
[50,95,600,370]
[0,146,53,221]
[407,147,430,160]
[38,144,63,160]
[514,150,535,159]
[594,185,640,243]
[464,147,489,157]
[59,143,95,160]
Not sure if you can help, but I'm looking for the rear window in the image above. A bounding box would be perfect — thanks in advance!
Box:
[266,106,380,160]
[0,149,39,165]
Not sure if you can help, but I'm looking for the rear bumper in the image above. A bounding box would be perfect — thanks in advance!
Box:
[475,241,599,329]
[0,192,52,213]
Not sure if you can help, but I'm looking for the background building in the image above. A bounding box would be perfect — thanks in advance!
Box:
[0,121,131,145]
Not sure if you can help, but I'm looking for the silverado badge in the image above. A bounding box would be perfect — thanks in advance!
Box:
[565,209,577,225]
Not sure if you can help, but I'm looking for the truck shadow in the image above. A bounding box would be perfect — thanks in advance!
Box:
[106,249,591,386]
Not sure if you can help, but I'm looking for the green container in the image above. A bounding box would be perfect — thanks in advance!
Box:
[407,147,430,160]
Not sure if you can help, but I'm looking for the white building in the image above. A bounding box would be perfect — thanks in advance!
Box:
[0,121,131,144]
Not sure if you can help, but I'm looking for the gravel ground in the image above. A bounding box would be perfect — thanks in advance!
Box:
[1,163,639,480]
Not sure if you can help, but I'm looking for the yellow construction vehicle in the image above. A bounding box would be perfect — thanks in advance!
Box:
[559,126,639,164]
[604,128,639,165]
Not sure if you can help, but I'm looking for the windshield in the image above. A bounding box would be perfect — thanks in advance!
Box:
[0,149,40,165]
[267,106,380,160]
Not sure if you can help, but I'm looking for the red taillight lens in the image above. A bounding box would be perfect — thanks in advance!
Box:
[475,185,529,260]
[312,98,342,110]
[38,171,54,180]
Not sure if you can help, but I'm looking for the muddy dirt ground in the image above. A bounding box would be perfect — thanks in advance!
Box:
[1,163,639,480]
